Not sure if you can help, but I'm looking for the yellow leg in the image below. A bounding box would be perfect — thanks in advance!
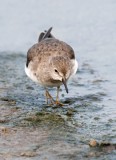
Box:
[45,90,54,105]
[56,86,60,102]
[45,88,64,106]
[55,87,64,106]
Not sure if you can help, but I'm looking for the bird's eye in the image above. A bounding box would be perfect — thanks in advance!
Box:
[54,69,58,73]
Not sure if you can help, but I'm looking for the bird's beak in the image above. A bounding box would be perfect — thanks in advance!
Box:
[62,78,68,93]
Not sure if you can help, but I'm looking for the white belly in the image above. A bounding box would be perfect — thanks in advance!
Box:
[71,59,78,76]
[25,65,39,83]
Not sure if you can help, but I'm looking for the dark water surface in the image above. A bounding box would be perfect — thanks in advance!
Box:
[0,0,116,159]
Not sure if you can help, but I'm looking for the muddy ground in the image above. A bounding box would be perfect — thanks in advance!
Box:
[0,53,115,160]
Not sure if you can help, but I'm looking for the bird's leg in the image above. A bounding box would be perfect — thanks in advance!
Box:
[56,86,60,102]
[45,89,54,105]
[45,90,48,105]
[55,86,64,106]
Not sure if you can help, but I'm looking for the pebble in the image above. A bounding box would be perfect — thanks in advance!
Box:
[89,139,97,147]
[20,151,37,157]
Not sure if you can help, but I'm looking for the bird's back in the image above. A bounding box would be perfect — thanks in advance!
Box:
[25,27,78,104]
[25,27,78,87]
[26,38,75,68]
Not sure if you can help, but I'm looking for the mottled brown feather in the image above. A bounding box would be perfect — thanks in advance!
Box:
[26,38,75,67]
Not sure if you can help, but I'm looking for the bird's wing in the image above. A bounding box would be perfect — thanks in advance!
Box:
[26,38,75,67]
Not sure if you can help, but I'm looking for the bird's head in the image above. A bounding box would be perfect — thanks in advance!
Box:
[49,56,71,93]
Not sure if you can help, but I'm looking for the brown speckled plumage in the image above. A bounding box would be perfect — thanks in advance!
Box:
[26,38,75,67]
[25,27,78,105]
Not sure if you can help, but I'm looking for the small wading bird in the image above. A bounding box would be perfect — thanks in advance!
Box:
[25,27,78,106]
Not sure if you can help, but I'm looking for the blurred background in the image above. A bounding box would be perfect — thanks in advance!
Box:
[0,0,116,53]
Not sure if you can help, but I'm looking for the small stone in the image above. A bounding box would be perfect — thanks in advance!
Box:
[0,119,8,123]
[66,110,73,116]
[94,117,100,120]
[89,139,97,147]
[0,126,10,134]
[20,151,37,157]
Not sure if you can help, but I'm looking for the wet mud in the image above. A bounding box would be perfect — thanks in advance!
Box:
[0,53,115,160]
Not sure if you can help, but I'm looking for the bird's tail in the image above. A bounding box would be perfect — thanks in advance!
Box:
[38,27,55,42]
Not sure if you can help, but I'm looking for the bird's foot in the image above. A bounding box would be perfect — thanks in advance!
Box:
[54,100,64,106]
[45,90,64,107]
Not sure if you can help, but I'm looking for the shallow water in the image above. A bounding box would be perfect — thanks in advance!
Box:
[0,0,116,159]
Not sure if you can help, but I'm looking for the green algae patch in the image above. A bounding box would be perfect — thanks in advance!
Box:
[24,111,66,127]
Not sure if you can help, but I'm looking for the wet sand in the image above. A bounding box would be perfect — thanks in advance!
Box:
[0,53,115,160]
